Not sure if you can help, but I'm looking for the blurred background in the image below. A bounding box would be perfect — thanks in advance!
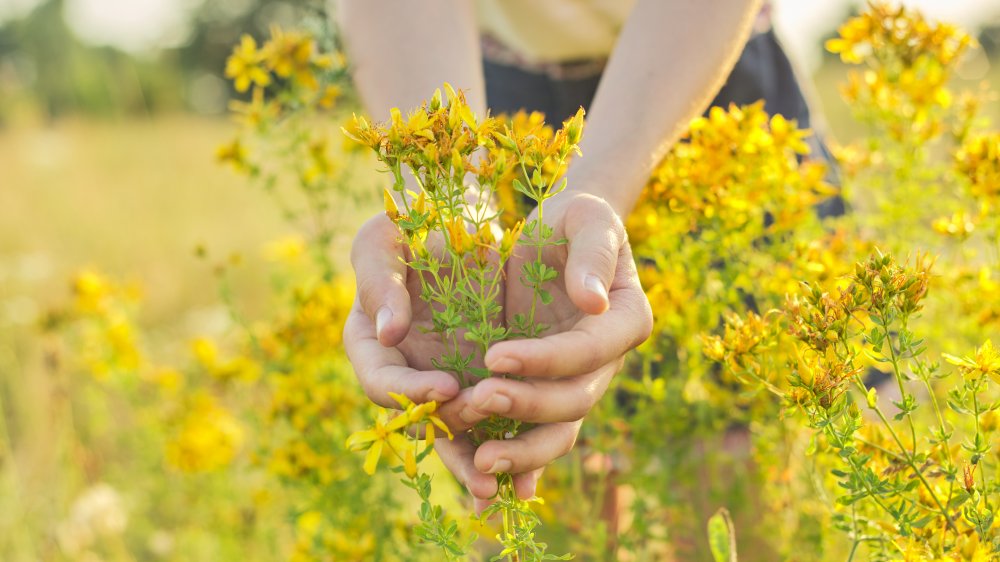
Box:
[0,0,999,560]
[1,0,999,296]
[1,0,998,313]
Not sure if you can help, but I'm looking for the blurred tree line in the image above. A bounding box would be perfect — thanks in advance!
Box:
[0,0,996,125]
[0,0,325,124]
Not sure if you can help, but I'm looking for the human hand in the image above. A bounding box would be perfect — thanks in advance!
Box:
[435,192,653,511]
[342,211,512,505]
[342,212,463,407]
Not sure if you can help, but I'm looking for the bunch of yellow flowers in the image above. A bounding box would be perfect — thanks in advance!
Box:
[345,84,583,561]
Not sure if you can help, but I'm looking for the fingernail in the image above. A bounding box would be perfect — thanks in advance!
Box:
[486,459,513,474]
[375,306,392,341]
[487,356,522,374]
[427,389,450,403]
[480,393,512,414]
[584,274,608,303]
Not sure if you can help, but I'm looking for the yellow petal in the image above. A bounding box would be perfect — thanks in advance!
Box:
[385,413,409,433]
[363,440,383,475]
[429,415,454,440]
[345,429,378,451]
[943,352,975,369]
[403,450,418,478]
[383,189,400,221]
[388,391,412,408]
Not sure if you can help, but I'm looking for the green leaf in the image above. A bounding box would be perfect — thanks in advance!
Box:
[468,367,490,379]
[707,508,737,562]
[531,168,545,188]
[538,289,554,305]
[512,178,533,198]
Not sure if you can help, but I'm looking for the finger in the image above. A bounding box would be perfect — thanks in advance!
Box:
[343,301,459,406]
[562,194,627,315]
[513,468,544,500]
[434,433,498,501]
[473,421,582,475]
[435,387,475,433]
[473,497,494,516]
[350,213,412,346]
[484,282,650,378]
[454,369,613,425]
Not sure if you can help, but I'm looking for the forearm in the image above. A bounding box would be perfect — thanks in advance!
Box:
[565,0,762,216]
[336,0,486,119]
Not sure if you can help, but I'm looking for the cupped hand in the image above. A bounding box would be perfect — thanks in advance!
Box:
[436,192,653,509]
[343,212,461,406]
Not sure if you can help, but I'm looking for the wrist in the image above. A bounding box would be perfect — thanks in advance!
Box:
[562,159,645,218]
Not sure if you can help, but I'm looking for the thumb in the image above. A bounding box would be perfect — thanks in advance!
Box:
[561,194,626,315]
[350,213,413,346]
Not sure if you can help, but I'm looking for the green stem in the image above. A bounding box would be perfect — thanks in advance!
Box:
[878,312,917,456]
[972,387,991,511]
[865,392,955,531]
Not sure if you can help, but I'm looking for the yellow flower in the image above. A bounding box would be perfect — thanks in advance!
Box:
[499,220,525,258]
[146,367,183,395]
[73,268,111,313]
[562,106,585,146]
[931,211,975,238]
[228,86,276,128]
[263,234,306,264]
[341,113,383,151]
[225,35,271,93]
[191,337,218,369]
[383,188,400,222]
[944,340,1000,382]
[166,394,244,473]
[215,138,248,172]
[317,84,341,109]
[345,408,411,475]
[445,217,474,255]
[262,26,319,89]
[388,392,453,441]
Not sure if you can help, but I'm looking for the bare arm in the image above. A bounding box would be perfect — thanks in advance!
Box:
[337,0,486,119]
[567,0,763,216]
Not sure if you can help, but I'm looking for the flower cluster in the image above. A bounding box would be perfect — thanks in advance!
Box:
[217,23,354,279]
[223,26,342,126]
[955,132,1000,215]
[165,393,245,473]
[633,102,831,245]
[345,84,582,561]
[705,248,1000,560]
[827,2,975,144]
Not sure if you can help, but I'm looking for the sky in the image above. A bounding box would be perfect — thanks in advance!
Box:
[1,0,999,60]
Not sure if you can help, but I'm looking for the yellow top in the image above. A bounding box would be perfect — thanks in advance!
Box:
[476,0,636,63]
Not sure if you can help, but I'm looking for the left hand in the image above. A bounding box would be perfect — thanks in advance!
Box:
[436,192,653,512]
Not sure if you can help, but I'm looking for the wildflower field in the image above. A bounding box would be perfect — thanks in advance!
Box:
[4,3,1000,561]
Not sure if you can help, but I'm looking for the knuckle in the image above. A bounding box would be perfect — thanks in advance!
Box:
[521,396,543,421]
[527,340,555,375]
